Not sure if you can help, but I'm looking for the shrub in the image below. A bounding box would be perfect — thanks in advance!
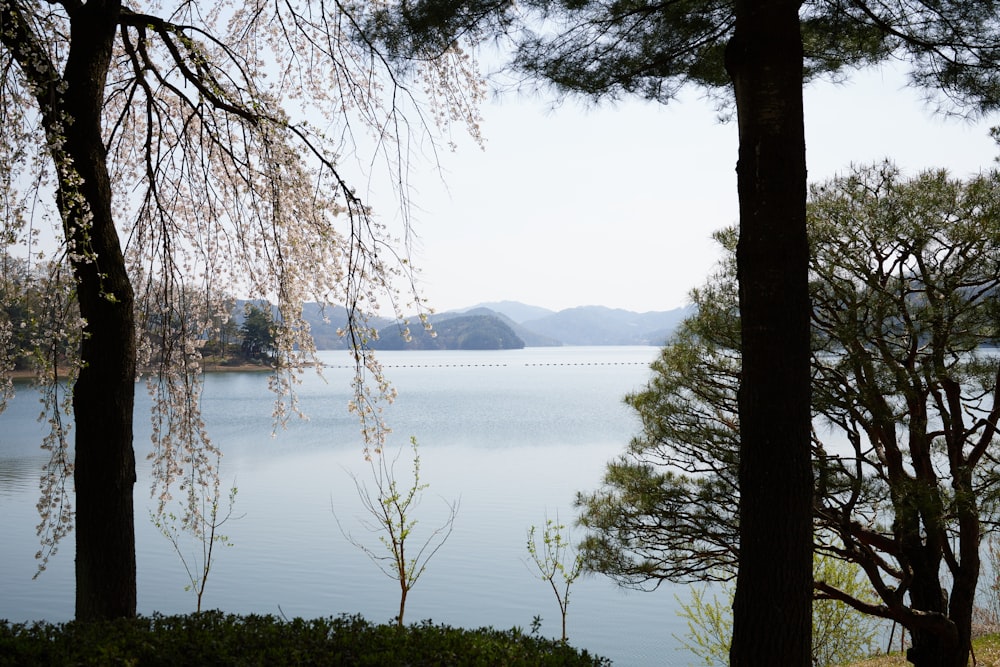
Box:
[0,611,612,666]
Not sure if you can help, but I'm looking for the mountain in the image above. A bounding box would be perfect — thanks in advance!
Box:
[458,301,555,324]
[436,308,562,347]
[520,305,694,346]
[370,314,525,350]
[242,300,690,349]
[298,303,394,349]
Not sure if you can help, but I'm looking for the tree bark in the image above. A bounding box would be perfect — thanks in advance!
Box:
[902,488,975,666]
[942,487,979,667]
[59,1,138,621]
[726,1,812,664]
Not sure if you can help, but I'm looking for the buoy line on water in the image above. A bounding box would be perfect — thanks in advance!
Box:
[320,361,648,369]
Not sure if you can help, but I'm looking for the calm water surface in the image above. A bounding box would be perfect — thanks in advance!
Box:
[0,346,699,665]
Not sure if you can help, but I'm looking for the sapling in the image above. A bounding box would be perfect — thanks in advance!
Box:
[337,436,458,627]
[526,516,584,643]
[152,455,240,612]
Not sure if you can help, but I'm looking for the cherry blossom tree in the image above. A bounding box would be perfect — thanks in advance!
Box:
[0,0,482,621]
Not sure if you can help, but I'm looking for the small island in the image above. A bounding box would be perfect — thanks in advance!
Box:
[371,314,525,350]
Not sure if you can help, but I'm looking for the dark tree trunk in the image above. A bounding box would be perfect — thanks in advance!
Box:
[725,1,812,664]
[943,493,980,667]
[59,1,137,622]
[944,567,977,667]
[907,628,960,667]
[905,558,954,667]
[903,495,977,666]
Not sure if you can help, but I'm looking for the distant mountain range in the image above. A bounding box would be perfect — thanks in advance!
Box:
[287,300,693,350]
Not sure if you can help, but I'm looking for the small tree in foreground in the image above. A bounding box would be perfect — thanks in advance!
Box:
[337,437,458,627]
[151,455,240,613]
[526,516,584,644]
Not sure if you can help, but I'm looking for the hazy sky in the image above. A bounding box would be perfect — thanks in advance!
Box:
[387,62,999,315]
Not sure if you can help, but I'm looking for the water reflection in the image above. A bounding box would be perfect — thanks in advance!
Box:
[0,457,45,497]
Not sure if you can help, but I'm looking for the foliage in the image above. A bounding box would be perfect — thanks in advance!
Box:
[337,437,459,627]
[365,0,1000,114]
[0,255,81,571]
[676,553,882,667]
[239,304,276,362]
[0,255,79,377]
[810,553,884,667]
[150,454,240,613]
[577,163,1000,662]
[526,517,584,644]
[576,227,741,586]
[675,584,732,667]
[0,612,612,666]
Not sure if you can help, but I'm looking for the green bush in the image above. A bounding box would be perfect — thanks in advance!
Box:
[676,552,883,666]
[0,611,612,666]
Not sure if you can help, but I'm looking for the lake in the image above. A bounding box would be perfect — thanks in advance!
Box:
[0,346,700,665]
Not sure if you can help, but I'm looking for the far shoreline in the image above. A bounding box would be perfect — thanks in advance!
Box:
[7,362,278,381]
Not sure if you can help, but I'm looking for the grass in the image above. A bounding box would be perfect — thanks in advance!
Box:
[846,634,1000,666]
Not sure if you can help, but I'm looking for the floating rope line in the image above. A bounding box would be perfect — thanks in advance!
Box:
[321,361,648,369]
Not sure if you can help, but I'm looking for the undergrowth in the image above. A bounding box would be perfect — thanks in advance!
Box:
[0,611,612,666]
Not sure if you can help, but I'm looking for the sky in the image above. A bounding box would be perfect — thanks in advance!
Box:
[383,62,1000,315]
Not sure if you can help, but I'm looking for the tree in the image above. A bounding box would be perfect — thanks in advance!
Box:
[151,455,240,613]
[336,437,459,627]
[239,304,276,362]
[576,163,1000,667]
[526,516,585,644]
[0,254,79,378]
[356,2,1000,662]
[0,1,482,621]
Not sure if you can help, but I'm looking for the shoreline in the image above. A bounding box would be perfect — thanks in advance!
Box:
[7,362,277,381]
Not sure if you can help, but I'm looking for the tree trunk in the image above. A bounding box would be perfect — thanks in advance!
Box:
[904,499,977,666]
[726,1,812,664]
[59,1,138,622]
[907,629,961,667]
[943,570,976,667]
[398,584,408,627]
[942,493,980,667]
[905,567,955,667]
